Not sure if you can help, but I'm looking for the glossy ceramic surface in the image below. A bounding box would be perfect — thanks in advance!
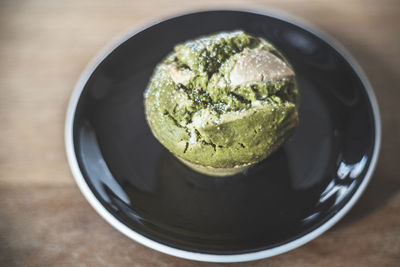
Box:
[67,10,380,260]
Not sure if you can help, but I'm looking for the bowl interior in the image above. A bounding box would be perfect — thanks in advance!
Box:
[72,10,377,254]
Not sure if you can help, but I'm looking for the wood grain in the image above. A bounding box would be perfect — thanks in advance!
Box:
[0,0,399,266]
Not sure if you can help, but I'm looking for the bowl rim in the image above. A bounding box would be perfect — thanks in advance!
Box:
[64,8,382,263]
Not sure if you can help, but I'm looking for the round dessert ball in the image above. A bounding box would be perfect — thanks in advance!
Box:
[144,31,299,176]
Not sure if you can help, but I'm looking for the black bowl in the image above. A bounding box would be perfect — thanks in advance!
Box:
[65,9,381,262]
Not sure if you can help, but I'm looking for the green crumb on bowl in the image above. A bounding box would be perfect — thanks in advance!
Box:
[144,31,299,170]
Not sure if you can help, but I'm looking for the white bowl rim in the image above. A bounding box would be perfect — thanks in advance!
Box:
[65,8,382,263]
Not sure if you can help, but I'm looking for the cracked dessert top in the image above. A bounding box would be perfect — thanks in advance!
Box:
[144,31,299,168]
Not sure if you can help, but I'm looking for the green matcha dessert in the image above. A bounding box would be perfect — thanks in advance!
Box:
[144,31,299,176]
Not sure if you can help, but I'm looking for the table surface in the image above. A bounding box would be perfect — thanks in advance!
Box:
[1,0,399,266]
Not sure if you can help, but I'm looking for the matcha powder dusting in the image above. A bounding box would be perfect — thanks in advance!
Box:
[144,31,299,176]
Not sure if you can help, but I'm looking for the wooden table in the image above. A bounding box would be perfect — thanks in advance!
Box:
[1,0,399,266]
